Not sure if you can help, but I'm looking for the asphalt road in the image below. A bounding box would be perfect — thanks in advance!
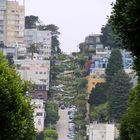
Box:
[56,108,69,140]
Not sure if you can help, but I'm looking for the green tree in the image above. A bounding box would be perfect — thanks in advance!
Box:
[120,84,140,140]
[100,23,121,48]
[74,94,87,114]
[108,70,132,122]
[45,102,59,124]
[44,129,58,140]
[25,16,61,54]
[110,1,140,138]
[79,42,85,54]
[74,69,81,78]
[88,83,107,106]
[90,102,109,123]
[27,43,39,59]
[0,52,36,140]
[110,0,140,80]
[75,55,87,69]
[106,49,123,83]
[44,24,61,54]
[25,15,40,29]
[74,77,88,94]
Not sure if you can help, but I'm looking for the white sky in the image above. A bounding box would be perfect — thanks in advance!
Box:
[18,0,115,53]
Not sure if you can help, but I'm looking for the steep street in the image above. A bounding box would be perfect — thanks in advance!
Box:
[56,108,69,140]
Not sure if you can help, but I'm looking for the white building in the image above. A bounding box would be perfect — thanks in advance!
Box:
[87,123,115,140]
[25,29,52,59]
[14,59,50,90]
[14,59,50,100]
[24,29,51,45]
[14,59,50,67]
[95,46,111,59]
[31,99,45,132]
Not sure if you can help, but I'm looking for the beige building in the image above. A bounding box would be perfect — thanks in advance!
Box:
[0,0,25,47]
[0,0,6,43]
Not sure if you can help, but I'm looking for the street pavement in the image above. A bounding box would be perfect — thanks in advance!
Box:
[56,108,69,140]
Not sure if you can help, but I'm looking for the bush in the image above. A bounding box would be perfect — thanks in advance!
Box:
[44,129,58,140]
[45,102,59,124]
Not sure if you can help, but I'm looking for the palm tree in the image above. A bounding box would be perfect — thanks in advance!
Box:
[27,43,39,59]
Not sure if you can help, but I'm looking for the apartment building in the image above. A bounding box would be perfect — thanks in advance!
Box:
[0,0,25,47]
[25,29,51,45]
[31,99,45,132]
[79,34,104,56]
[0,0,6,43]
[25,29,52,59]
[85,34,101,50]
[14,59,50,101]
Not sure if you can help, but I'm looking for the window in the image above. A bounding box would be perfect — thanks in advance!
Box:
[38,119,41,125]
[39,86,42,90]
[39,72,42,74]
[36,72,38,74]
[36,112,43,116]
[96,37,100,43]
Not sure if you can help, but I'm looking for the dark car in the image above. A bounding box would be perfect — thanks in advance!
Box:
[61,105,65,109]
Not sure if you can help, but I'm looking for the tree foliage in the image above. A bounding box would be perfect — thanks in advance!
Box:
[90,103,109,123]
[45,102,59,124]
[25,15,61,54]
[0,52,36,140]
[40,24,60,36]
[79,42,85,54]
[110,1,140,138]
[105,49,123,83]
[100,23,121,48]
[75,55,87,69]
[108,70,132,122]
[74,69,81,78]
[88,83,107,106]
[44,24,61,54]
[120,84,140,140]
[110,0,140,80]
[74,77,88,94]
[44,129,58,140]
[25,15,40,29]
[74,94,87,113]
[27,43,39,59]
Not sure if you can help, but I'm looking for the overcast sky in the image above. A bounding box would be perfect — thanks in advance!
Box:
[19,0,115,53]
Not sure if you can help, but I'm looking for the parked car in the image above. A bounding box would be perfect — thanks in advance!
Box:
[61,105,65,109]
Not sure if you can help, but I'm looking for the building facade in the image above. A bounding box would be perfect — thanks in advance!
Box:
[25,29,52,59]
[0,0,25,47]
[85,34,101,50]
[87,123,115,140]
[25,29,51,45]
[31,99,45,132]
[14,59,50,100]
[0,0,6,43]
